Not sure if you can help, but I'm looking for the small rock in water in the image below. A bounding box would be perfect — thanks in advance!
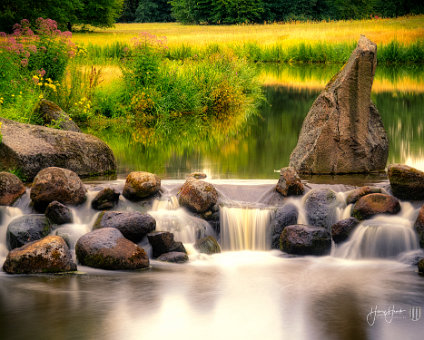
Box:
[271,203,299,249]
[345,186,384,205]
[75,228,150,270]
[352,193,400,220]
[280,224,331,256]
[276,167,304,197]
[123,171,161,201]
[45,201,73,225]
[418,258,424,275]
[387,164,424,200]
[7,215,52,250]
[304,188,338,230]
[93,211,156,243]
[187,172,207,180]
[91,187,120,210]
[0,172,26,206]
[331,217,360,244]
[147,231,186,258]
[30,167,87,212]
[414,205,424,248]
[178,179,218,213]
[194,236,221,254]
[3,235,77,274]
[157,252,189,263]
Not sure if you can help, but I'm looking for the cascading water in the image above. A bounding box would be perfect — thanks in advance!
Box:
[334,202,420,259]
[220,206,273,250]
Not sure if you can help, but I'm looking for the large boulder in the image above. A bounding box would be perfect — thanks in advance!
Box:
[93,211,156,243]
[387,164,424,200]
[7,215,52,250]
[123,171,161,201]
[157,252,189,263]
[75,228,149,270]
[276,167,304,197]
[331,217,360,244]
[178,179,218,213]
[38,99,81,132]
[3,235,77,274]
[194,236,221,254]
[414,205,424,248]
[352,193,401,220]
[0,172,26,206]
[271,203,299,249]
[345,186,385,205]
[289,36,388,174]
[30,167,87,212]
[91,188,120,210]
[0,118,116,181]
[147,231,186,258]
[304,188,338,230]
[280,224,331,256]
[45,201,73,225]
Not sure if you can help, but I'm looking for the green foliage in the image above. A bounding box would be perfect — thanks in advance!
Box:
[135,0,173,22]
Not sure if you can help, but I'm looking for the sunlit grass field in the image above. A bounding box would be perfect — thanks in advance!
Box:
[73,15,424,47]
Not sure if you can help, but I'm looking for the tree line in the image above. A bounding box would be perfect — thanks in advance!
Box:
[1,0,423,32]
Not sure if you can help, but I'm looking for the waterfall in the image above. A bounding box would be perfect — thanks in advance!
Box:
[220,206,273,251]
[334,202,420,259]
[148,195,215,244]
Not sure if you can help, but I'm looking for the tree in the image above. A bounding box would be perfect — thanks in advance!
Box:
[119,0,140,22]
[135,0,173,22]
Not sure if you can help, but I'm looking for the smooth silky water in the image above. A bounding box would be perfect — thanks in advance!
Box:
[2,65,424,339]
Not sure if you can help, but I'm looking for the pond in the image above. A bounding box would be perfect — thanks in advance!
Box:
[101,63,424,180]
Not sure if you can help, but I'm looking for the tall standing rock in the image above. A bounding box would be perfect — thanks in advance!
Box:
[289,36,388,174]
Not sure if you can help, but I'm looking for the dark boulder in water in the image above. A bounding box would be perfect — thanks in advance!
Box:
[179,179,218,213]
[147,231,186,258]
[157,252,189,263]
[271,203,299,249]
[123,171,161,201]
[75,228,149,270]
[276,167,304,197]
[30,167,87,212]
[93,211,156,243]
[3,235,77,274]
[45,200,73,225]
[352,193,400,220]
[345,186,385,205]
[194,236,221,254]
[289,36,388,174]
[331,217,360,244]
[387,164,424,200]
[280,224,331,256]
[0,172,26,206]
[414,205,424,248]
[91,187,120,210]
[304,188,338,230]
[7,215,52,250]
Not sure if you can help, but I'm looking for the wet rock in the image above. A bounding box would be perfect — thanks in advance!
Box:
[91,188,120,210]
[147,231,186,258]
[188,172,207,180]
[304,188,338,229]
[280,224,331,256]
[0,172,26,206]
[346,186,384,205]
[194,236,221,254]
[352,193,400,220]
[0,117,116,181]
[418,258,424,275]
[387,164,424,200]
[45,201,73,225]
[75,228,149,270]
[7,215,52,250]
[123,171,161,201]
[289,36,388,174]
[179,179,218,213]
[331,217,360,244]
[157,252,189,263]
[3,235,77,274]
[38,99,81,132]
[30,167,87,212]
[271,203,299,249]
[276,167,304,197]
[414,205,424,248]
[93,211,156,243]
